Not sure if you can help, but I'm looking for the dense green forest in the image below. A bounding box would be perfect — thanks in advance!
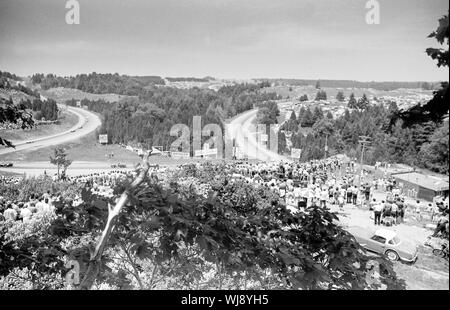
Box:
[20,98,59,121]
[66,83,280,151]
[281,103,449,175]
[31,73,166,95]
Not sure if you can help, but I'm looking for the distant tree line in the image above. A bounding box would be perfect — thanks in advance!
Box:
[166,77,212,82]
[31,73,166,95]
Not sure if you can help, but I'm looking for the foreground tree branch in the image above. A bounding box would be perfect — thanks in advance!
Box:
[78,153,151,290]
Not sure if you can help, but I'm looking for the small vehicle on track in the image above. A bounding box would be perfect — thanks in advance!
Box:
[0,162,13,168]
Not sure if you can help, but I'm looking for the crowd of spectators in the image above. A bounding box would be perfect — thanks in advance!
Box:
[1,156,448,238]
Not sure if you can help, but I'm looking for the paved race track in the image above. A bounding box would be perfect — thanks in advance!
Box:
[0,106,101,156]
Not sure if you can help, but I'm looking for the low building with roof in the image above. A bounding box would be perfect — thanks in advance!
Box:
[392,171,449,201]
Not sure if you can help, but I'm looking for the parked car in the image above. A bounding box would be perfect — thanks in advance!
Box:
[347,226,419,262]
[0,162,13,167]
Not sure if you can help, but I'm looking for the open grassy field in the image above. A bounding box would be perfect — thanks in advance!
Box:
[262,85,433,101]
[1,109,78,143]
[0,130,248,167]
[0,88,35,103]
[0,132,140,163]
[41,87,135,103]
[0,170,23,177]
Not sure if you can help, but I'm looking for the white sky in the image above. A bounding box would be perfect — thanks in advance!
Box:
[0,0,448,81]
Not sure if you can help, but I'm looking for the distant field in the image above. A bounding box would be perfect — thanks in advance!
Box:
[41,87,135,103]
[1,130,259,167]
[0,170,23,177]
[1,109,78,143]
[0,132,140,163]
[262,85,433,101]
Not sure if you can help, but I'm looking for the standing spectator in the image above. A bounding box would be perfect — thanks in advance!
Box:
[334,187,340,205]
[397,199,405,223]
[364,183,371,201]
[432,213,449,237]
[391,201,398,225]
[352,185,358,205]
[346,186,353,204]
[374,201,384,225]
[383,200,392,218]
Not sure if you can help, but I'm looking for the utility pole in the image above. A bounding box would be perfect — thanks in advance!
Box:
[324,134,328,160]
[358,135,371,185]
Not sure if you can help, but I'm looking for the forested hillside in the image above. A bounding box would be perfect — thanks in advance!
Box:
[65,83,280,151]
[282,103,449,175]
[31,73,166,95]
[0,71,58,122]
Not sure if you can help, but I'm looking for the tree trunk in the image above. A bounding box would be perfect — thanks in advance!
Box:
[78,154,151,290]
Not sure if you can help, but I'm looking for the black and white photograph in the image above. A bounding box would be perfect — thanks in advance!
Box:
[0,0,448,296]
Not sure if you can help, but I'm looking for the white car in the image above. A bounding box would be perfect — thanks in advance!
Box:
[347,227,419,262]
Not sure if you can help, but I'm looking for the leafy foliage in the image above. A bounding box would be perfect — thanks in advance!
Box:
[396,12,449,126]
[50,147,73,180]
[0,97,34,148]
[336,91,345,102]
[315,90,327,101]
[0,166,406,290]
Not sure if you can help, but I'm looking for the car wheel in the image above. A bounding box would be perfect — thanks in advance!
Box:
[385,250,399,261]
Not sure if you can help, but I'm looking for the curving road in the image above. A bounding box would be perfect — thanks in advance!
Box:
[0,105,101,156]
[226,105,290,162]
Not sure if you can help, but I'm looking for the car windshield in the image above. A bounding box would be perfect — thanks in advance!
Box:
[389,236,401,245]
